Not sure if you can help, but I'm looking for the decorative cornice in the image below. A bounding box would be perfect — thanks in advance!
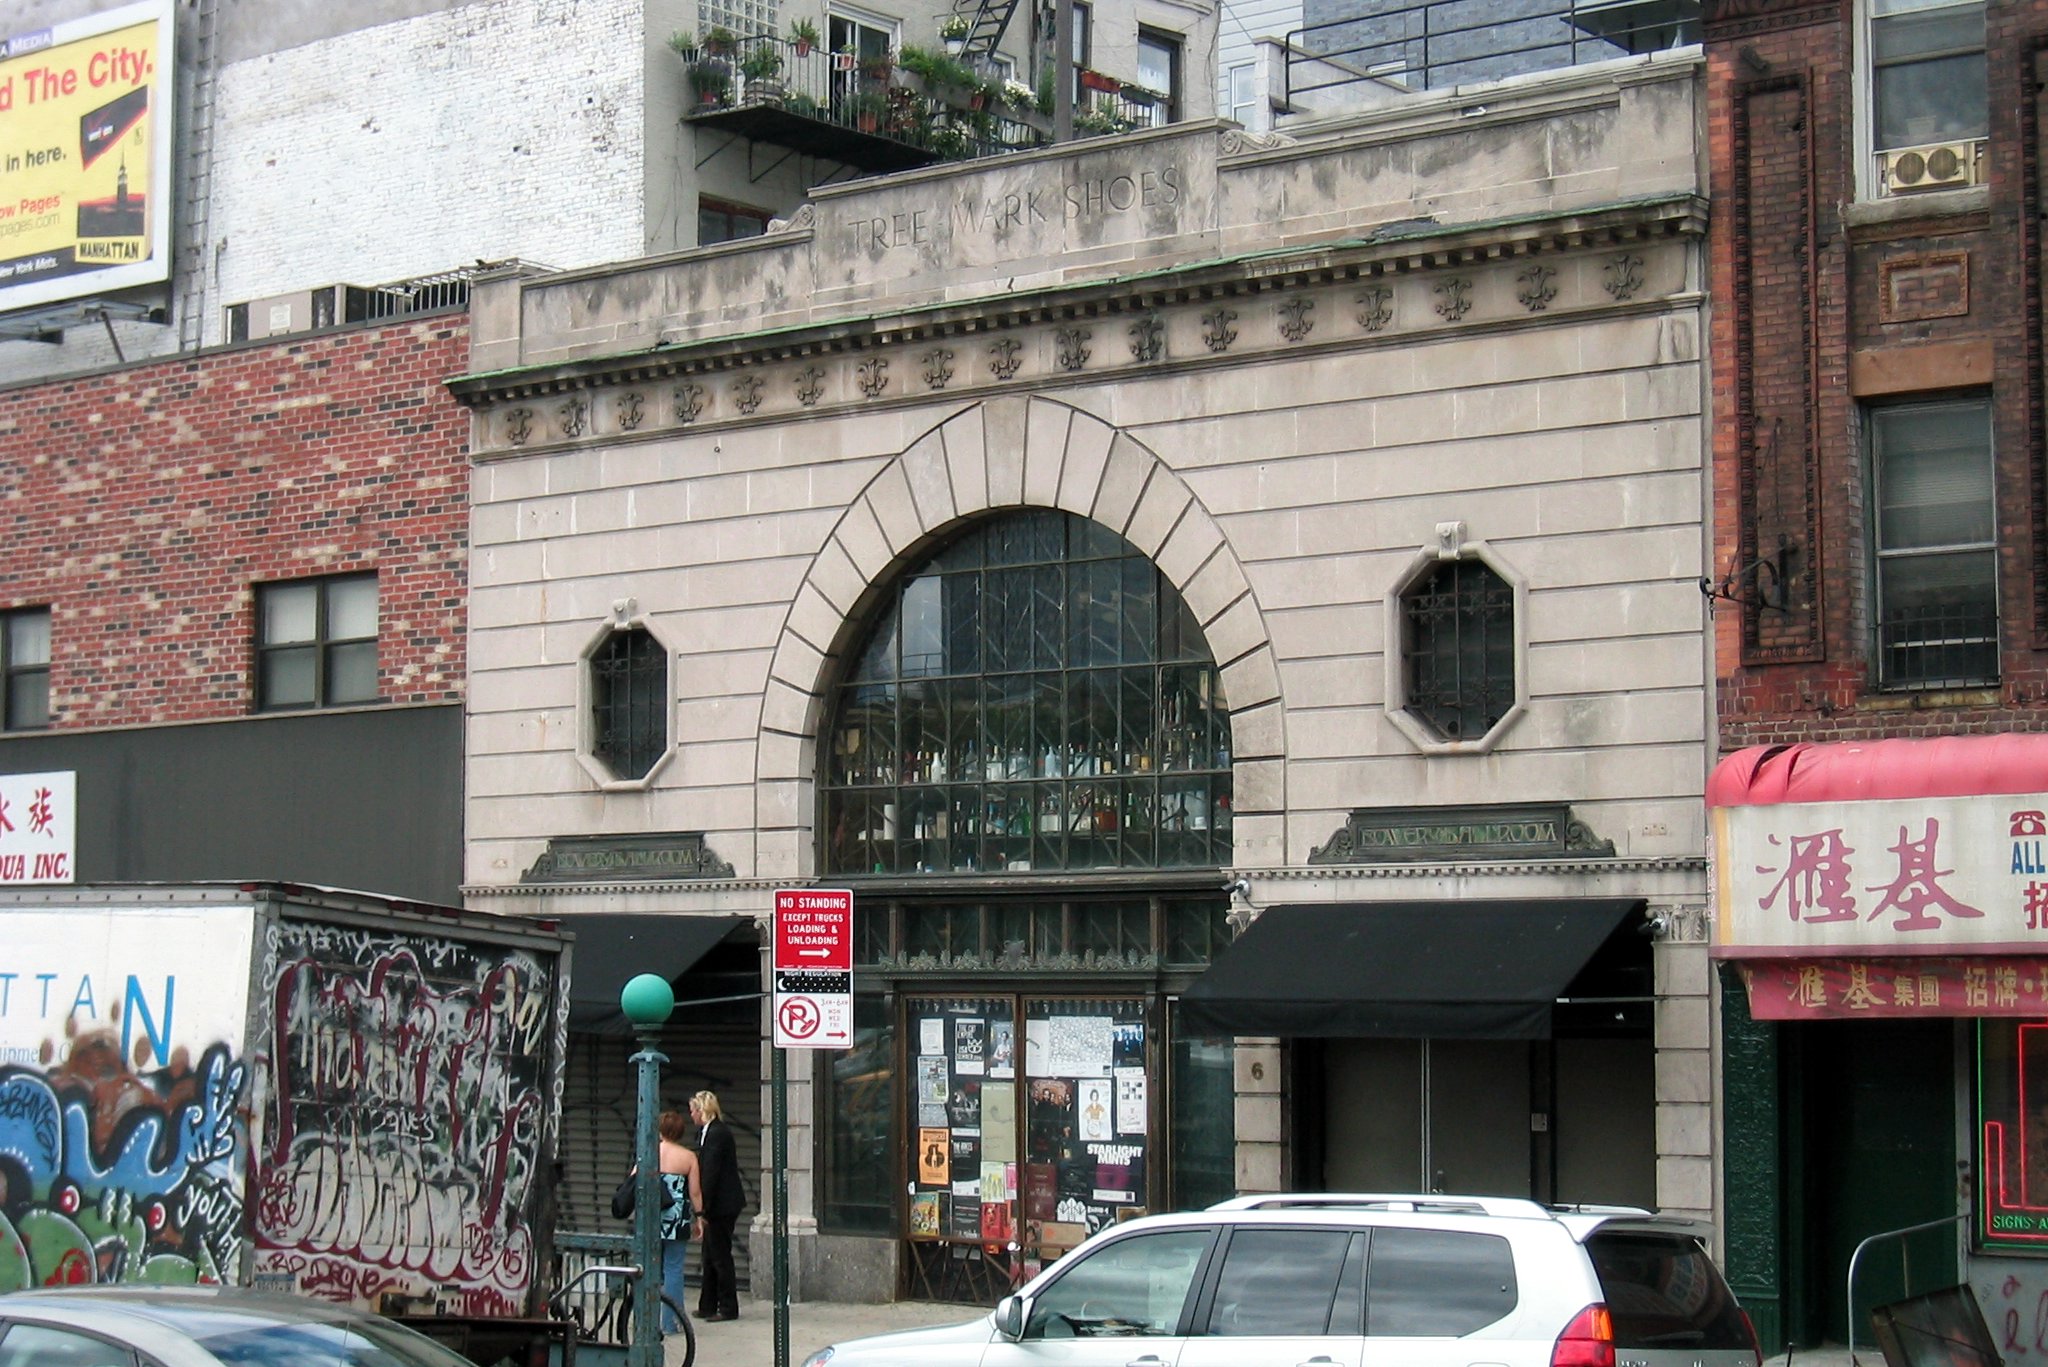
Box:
[1247,856,1708,879]
[451,195,1707,458]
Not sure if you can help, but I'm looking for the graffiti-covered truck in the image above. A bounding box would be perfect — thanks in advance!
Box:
[0,883,566,1320]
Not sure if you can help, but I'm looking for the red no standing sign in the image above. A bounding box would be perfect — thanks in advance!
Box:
[773,888,853,1049]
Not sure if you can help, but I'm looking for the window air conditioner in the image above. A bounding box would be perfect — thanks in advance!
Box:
[1879,139,1986,195]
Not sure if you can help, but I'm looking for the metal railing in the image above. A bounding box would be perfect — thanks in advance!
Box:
[1876,597,2000,691]
[678,34,1045,160]
[1285,0,1700,107]
[1846,1213,1968,1366]
[552,1232,636,1346]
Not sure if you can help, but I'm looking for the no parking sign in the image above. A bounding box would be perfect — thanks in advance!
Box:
[773,888,853,1049]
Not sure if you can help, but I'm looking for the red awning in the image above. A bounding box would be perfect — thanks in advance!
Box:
[1707,735,2048,809]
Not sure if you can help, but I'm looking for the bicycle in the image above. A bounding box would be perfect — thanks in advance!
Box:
[549,1261,696,1367]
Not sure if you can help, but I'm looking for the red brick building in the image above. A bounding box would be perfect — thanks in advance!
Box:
[1707,0,2048,1345]
[0,314,472,901]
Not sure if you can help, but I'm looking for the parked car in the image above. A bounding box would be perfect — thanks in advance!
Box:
[800,1193,1763,1367]
[0,1285,479,1367]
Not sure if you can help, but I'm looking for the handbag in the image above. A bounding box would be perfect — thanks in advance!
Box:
[611,1172,689,1224]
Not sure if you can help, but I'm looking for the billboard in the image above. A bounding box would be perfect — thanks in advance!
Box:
[0,1,174,315]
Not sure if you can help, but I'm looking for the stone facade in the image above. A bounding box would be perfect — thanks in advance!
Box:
[456,55,1717,1292]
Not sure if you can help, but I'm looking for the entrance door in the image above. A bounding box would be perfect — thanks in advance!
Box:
[1788,1019,1957,1346]
[1322,1040,1531,1196]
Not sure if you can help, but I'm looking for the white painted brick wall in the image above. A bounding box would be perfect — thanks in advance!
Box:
[207,0,648,344]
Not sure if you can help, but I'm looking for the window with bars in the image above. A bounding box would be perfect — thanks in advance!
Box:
[1871,398,1998,690]
[2,607,51,731]
[590,627,668,781]
[1401,559,1516,742]
[254,574,378,711]
[822,511,1232,876]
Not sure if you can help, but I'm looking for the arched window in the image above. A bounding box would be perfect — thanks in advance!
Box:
[823,511,1232,875]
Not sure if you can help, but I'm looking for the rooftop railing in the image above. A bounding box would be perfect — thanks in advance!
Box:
[1285,0,1699,109]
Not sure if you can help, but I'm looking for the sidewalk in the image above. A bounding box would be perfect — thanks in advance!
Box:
[665,1299,980,1367]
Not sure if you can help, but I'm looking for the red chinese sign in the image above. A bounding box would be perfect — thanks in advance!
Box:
[1713,794,2048,956]
[1741,956,2048,1020]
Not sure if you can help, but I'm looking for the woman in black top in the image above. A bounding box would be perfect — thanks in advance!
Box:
[690,1090,746,1320]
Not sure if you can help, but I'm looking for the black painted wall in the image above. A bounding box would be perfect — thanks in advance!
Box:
[0,704,462,905]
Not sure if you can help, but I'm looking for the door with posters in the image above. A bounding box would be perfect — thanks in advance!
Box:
[904,994,1150,1302]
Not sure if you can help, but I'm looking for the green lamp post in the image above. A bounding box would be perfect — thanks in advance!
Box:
[621,972,676,1367]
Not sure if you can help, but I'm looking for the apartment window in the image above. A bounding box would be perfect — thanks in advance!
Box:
[1137,29,1182,125]
[1869,0,1986,193]
[1227,63,1259,129]
[2,608,51,731]
[590,627,668,781]
[255,574,378,711]
[699,197,772,245]
[1871,399,1998,690]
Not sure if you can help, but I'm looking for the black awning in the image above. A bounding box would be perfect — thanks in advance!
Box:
[564,913,751,1033]
[1178,899,1644,1040]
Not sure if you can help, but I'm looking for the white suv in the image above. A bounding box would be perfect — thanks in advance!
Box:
[801,1194,1764,1367]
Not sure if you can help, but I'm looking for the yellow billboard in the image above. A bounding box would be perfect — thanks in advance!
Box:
[0,1,174,315]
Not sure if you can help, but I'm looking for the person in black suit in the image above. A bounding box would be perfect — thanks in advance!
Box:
[690,1089,746,1321]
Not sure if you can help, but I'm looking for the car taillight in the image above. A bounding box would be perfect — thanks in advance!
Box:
[1740,1309,1763,1366]
[1553,1304,1615,1367]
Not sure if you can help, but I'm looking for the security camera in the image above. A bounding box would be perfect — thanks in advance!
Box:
[1224,877,1251,898]
[1638,913,1670,940]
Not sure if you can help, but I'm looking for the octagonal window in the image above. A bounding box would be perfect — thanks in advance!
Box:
[591,626,668,781]
[1401,558,1515,742]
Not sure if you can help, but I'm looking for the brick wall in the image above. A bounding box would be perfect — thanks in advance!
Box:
[1707,0,2048,748]
[0,317,471,729]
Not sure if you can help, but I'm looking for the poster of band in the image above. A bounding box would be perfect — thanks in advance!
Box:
[906,995,1147,1258]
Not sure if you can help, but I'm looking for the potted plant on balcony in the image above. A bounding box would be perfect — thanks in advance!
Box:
[689,57,734,106]
[789,18,820,56]
[703,25,739,55]
[741,42,785,98]
[1078,66,1120,92]
[667,28,698,59]
[939,13,971,54]
[847,88,887,132]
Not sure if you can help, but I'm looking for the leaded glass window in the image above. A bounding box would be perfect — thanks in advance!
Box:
[824,511,1232,875]
[1401,559,1515,742]
[591,627,667,781]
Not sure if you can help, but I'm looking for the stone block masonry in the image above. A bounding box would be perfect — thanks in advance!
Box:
[0,318,472,728]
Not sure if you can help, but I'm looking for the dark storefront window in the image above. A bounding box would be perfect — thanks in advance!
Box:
[823,511,1232,876]
[820,994,896,1234]
[1169,1008,1236,1210]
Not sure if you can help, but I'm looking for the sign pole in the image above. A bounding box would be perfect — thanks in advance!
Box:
[773,1039,789,1367]
[769,886,854,1367]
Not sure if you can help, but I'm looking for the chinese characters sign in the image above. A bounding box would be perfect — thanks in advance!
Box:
[1714,793,2048,955]
[1741,957,2048,1020]
[0,770,74,884]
